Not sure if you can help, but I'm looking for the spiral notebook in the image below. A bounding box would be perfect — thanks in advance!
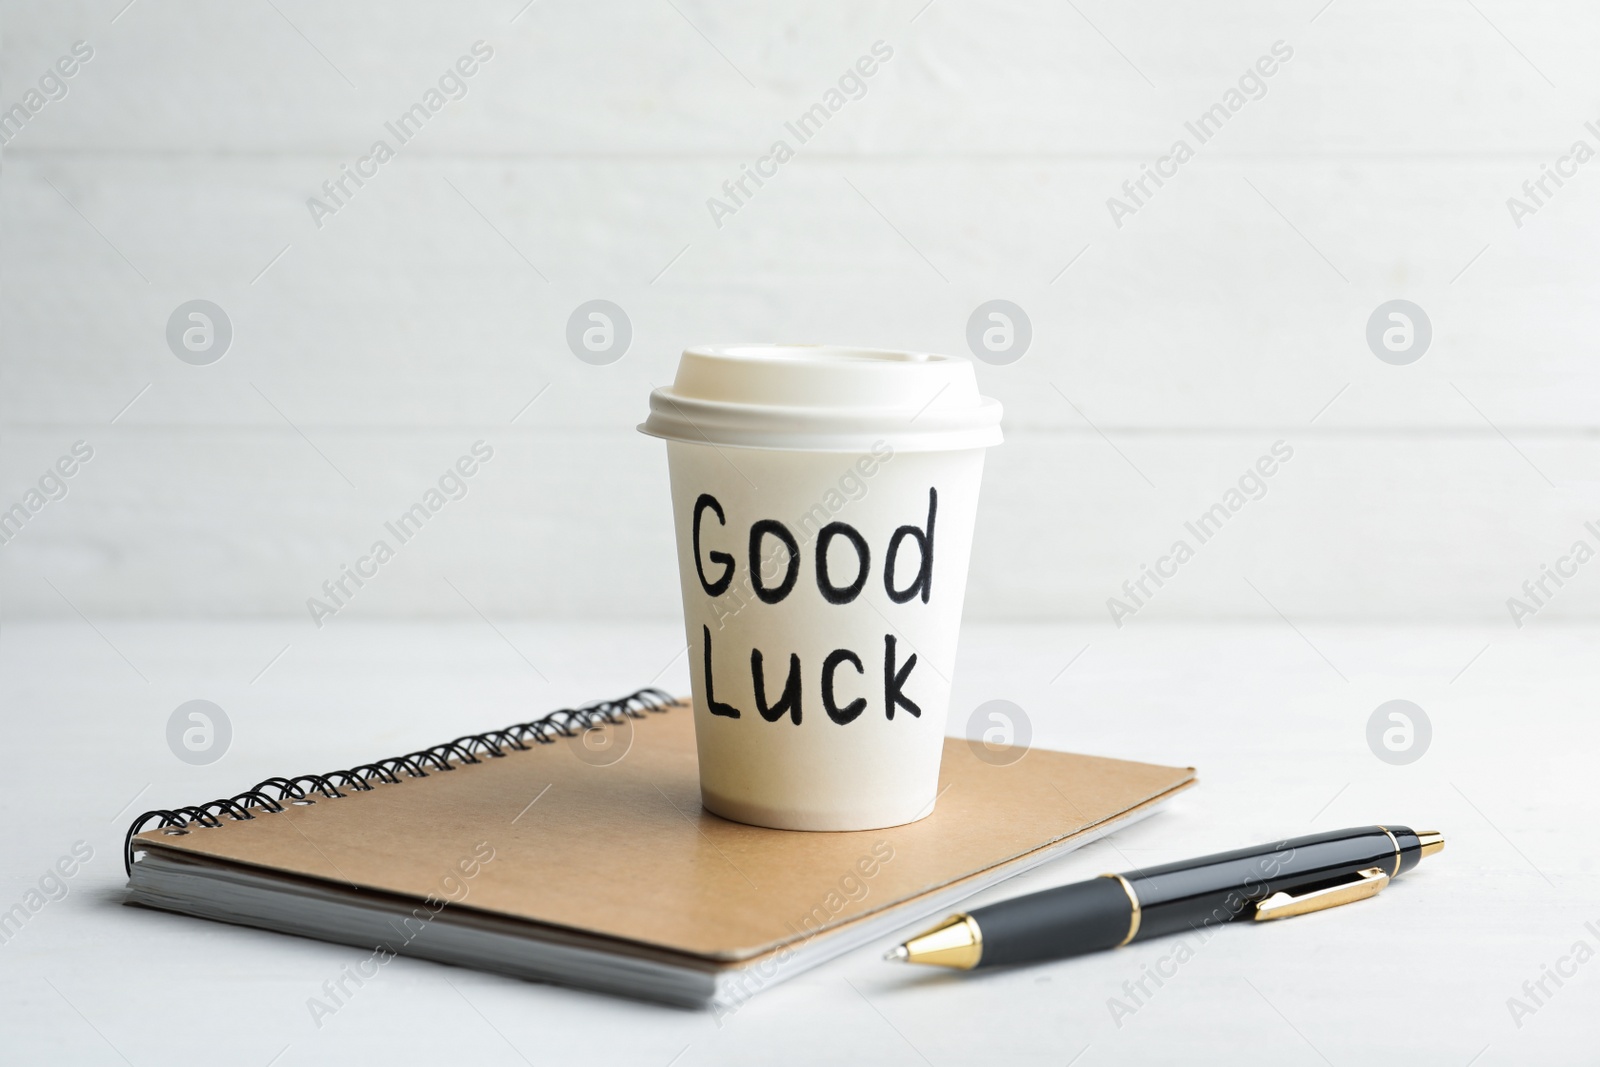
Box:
[124,689,1195,1009]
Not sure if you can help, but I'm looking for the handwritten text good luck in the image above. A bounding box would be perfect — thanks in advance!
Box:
[695,487,938,727]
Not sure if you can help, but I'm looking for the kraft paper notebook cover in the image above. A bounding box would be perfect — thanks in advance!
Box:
[124,689,1195,1008]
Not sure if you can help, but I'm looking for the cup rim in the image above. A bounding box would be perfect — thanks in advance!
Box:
[641,343,1004,453]
[683,343,951,366]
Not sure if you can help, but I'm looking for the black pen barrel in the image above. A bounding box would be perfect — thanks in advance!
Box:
[1127,825,1422,941]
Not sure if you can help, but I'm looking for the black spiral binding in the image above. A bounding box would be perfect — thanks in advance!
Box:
[124,687,677,874]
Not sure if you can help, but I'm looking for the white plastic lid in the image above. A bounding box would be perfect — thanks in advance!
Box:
[639,344,1004,453]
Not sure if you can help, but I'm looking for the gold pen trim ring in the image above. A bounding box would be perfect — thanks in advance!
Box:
[1377,825,1401,878]
[1102,873,1141,946]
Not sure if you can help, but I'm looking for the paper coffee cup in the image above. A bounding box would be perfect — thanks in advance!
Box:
[640,345,1002,831]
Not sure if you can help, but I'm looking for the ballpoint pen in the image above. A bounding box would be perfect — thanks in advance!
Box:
[886,824,1443,970]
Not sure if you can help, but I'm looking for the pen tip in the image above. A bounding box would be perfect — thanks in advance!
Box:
[884,945,909,963]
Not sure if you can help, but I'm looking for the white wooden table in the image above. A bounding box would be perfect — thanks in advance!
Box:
[1,620,1592,1065]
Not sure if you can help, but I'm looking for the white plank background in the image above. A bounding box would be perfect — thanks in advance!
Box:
[3,0,1599,623]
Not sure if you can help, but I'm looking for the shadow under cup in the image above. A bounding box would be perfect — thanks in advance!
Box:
[640,344,1003,832]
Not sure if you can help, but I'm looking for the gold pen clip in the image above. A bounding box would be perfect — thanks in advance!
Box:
[1253,867,1390,922]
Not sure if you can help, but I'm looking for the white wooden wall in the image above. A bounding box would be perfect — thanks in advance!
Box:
[3,0,1598,623]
